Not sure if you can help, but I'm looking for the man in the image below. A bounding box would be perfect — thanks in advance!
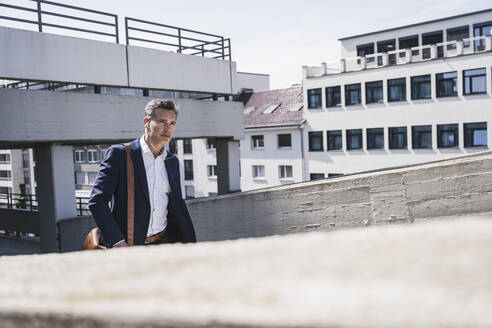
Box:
[89,99,196,248]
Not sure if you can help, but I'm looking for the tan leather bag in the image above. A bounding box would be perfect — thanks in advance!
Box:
[82,144,134,250]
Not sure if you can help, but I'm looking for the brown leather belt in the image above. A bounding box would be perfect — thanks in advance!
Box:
[145,228,167,244]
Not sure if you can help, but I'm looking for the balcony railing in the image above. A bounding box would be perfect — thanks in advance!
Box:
[0,0,232,60]
[0,192,90,215]
[305,35,492,78]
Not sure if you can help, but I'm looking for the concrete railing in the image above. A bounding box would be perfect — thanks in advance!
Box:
[188,150,492,241]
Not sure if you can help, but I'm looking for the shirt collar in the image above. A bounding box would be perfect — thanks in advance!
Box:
[139,135,152,155]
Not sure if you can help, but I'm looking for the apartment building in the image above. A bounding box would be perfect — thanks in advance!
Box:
[303,9,492,178]
[240,86,305,191]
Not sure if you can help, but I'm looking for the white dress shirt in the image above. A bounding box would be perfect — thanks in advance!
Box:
[139,136,170,237]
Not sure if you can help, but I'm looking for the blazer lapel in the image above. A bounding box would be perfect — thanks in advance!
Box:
[165,152,178,196]
[129,139,150,205]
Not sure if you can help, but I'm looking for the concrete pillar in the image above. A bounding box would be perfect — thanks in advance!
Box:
[456,40,464,55]
[360,56,367,70]
[302,66,308,79]
[35,144,76,253]
[216,139,240,195]
[321,62,327,75]
[405,49,412,63]
[340,59,346,73]
[381,53,389,66]
[486,36,492,52]
[430,45,437,59]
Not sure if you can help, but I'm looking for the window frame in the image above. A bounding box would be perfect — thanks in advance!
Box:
[411,75,431,100]
[357,43,375,63]
[308,131,324,152]
[277,134,292,148]
[325,86,341,107]
[412,125,433,149]
[87,149,99,163]
[307,88,322,109]
[346,129,363,150]
[251,135,264,150]
[436,71,458,98]
[310,173,325,181]
[74,150,86,163]
[389,126,408,149]
[437,124,459,148]
[183,139,193,154]
[279,165,293,179]
[463,68,487,95]
[327,130,342,151]
[252,165,265,179]
[345,83,362,106]
[207,165,217,177]
[184,160,194,180]
[398,35,419,56]
[366,128,385,150]
[464,122,487,147]
[365,80,383,104]
[387,78,407,102]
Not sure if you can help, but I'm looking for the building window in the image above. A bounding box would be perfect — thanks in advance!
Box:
[74,150,85,163]
[436,72,457,97]
[464,122,487,147]
[308,131,323,151]
[474,22,492,51]
[387,78,406,102]
[325,86,341,107]
[411,75,431,100]
[365,81,383,104]
[412,125,433,149]
[357,43,374,63]
[75,172,85,185]
[446,25,470,49]
[377,39,396,65]
[251,135,264,149]
[367,128,384,149]
[252,165,265,178]
[183,139,192,154]
[463,68,486,95]
[437,124,459,148]
[100,148,108,160]
[185,186,195,199]
[389,127,407,149]
[310,173,325,181]
[87,149,99,163]
[327,130,342,150]
[0,170,12,181]
[207,165,217,177]
[345,83,361,106]
[279,165,293,179]
[184,160,194,180]
[422,30,443,58]
[307,88,322,109]
[206,138,216,150]
[399,35,419,56]
[263,104,280,114]
[346,129,362,150]
[0,153,10,164]
[88,172,98,185]
[278,134,292,148]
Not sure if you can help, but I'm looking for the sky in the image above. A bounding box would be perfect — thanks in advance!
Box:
[2,0,491,89]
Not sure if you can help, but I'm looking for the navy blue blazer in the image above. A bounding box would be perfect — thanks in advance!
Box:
[88,138,196,247]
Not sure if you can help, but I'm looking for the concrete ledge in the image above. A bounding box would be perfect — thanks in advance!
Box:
[0,218,491,327]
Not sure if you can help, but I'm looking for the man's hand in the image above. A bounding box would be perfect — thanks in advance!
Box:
[113,240,129,248]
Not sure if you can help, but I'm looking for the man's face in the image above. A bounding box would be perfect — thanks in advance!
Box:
[144,108,177,146]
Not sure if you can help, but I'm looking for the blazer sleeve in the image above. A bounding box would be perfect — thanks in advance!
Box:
[88,146,125,246]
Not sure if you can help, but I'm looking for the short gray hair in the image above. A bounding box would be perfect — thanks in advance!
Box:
[144,98,179,119]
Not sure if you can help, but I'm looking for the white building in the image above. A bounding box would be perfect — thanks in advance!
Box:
[302,9,492,178]
[240,86,305,191]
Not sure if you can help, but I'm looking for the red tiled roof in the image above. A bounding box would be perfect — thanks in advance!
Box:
[243,86,304,128]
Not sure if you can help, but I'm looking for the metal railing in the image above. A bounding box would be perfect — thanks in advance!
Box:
[0,192,90,215]
[0,0,232,60]
[0,0,119,42]
[125,17,231,60]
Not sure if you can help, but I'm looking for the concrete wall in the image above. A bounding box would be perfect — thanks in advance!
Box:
[188,151,492,241]
[0,26,237,95]
[0,88,244,147]
[236,72,270,92]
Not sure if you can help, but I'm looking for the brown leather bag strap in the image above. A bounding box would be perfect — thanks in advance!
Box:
[124,144,134,246]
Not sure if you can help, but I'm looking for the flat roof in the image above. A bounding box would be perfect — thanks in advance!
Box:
[338,8,492,41]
